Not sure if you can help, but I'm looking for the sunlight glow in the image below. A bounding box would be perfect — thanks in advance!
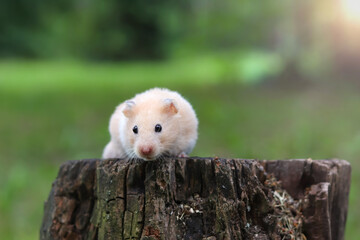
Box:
[342,0,360,22]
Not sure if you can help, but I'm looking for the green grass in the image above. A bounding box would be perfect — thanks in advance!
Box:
[0,60,359,239]
[0,52,282,93]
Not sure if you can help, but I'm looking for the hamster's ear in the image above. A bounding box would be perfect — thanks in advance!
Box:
[163,99,178,115]
[122,100,135,118]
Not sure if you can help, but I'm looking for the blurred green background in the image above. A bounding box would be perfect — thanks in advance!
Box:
[1,0,360,239]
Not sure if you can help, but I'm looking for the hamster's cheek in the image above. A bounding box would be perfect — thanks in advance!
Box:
[159,134,167,144]
[129,137,135,145]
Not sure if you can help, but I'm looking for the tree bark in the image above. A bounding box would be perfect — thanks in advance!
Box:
[260,159,351,240]
[40,158,351,240]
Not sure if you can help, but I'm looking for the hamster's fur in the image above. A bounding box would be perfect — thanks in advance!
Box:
[102,88,198,160]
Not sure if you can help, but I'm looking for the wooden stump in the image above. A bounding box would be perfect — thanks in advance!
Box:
[260,159,351,240]
[40,158,351,240]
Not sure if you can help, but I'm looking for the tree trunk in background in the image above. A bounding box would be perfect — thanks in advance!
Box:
[40,158,351,240]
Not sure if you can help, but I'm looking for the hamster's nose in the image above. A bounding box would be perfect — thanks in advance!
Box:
[140,146,153,156]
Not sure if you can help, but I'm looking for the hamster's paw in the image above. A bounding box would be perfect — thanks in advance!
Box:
[178,152,188,158]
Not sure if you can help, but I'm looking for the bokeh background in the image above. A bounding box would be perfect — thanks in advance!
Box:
[1,0,360,239]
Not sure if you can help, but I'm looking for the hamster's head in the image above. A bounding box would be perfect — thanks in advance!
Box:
[121,99,180,160]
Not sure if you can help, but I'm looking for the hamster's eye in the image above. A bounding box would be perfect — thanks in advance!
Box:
[155,124,162,133]
[132,125,138,134]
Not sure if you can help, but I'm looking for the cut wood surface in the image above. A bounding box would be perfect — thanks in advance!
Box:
[40,158,351,240]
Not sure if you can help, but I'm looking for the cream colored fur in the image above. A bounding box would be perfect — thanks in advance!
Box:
[102,88,198,160]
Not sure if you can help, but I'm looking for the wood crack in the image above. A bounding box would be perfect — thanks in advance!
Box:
[40,158,351,240]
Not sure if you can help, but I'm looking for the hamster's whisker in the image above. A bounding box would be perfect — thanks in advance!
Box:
[126,150,144,164]
[158,151,171,160]
[125,149,137,162]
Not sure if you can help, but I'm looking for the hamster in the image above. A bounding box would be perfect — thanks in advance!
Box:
[102,88,198,161]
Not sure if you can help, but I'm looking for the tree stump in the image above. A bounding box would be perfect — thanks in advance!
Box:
[40,158,351,240]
